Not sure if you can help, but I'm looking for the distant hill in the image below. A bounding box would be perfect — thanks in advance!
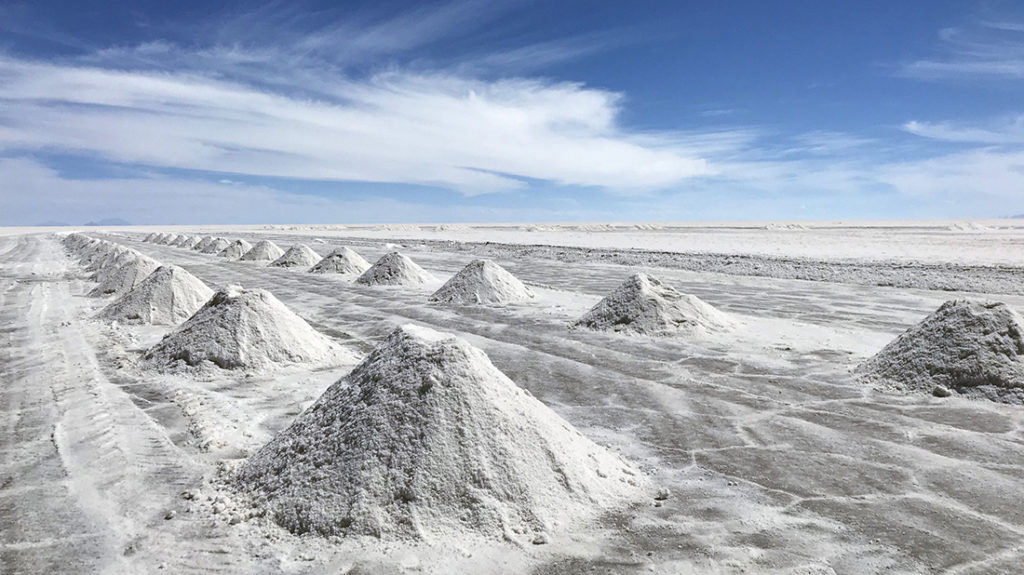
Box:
[84,218,131,226]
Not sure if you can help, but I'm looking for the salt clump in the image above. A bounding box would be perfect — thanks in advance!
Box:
[269,244,320,268]
[218,239,253,259]
[99,265,214,325]
[240,240,285,262]
[309,247,371,275]
[355,252,436,286]
[236,324,647,539]
[857,300,1024,404]
[430,259,534,305]
[573,272,732,336]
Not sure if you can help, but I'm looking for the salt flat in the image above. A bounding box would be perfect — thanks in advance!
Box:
[2,222,1024,574]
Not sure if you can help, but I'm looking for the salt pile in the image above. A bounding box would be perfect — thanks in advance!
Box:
[573,272,732,336]
[355,252,436,286]
[144,286,355,372]
[430,259,535,305]
[201,238,230,254]
[308,247,371,275]
[194,236,216,251]
[239,240,285,262]
[179,235,203,249]
[99,265,214,325]
[170,234,192,247]
[857,300,1024,404]
[269,244,320,268]
[218,239,253,259]
[236,324,647,540]
[88,254,161,298]
[143,232,159,243]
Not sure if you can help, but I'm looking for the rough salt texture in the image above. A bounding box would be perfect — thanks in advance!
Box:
[143,232,159,243]
[269,244,321,268]
[573,272,732,336]
[169,234,192,247]
[218,239,254,259]
[194,236,216,251]
[201,238,231,254]
[309,247,371,275]
[99,265,215,325]
[240,240,285,262]
[179,235,203,249]
[236,324,648,540]
[355,252,436,286]
[430,259,534,305]
[144,286,356,372]
[857,300,1024,404]
[88,254,161,298]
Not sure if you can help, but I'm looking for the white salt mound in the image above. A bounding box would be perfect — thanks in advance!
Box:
[218,239,253,259]
[143,232,159,243]
[309,247,371,275]
[574,272,732,336]
[201,238,230,254]
[88,254,161,298]
[269,244,320,268]
[99,265,214,325]
[144,286,355,372]
[430,259,534,305]
[170,234,191,247]
[857,300,1024,404]
[194,236,216,251]
[355,252,436,286]
[240,240,285,262]
[179,235,203,249]
[236,324,647,540]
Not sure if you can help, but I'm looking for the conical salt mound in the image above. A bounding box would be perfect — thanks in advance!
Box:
[88,254,161,298]
[239,240,285,262]
[430,259,535,305]
[309,247,371,275]
[194,236,216,251]
[99,265,215,325]
[166,234,187,246]
[355,252,436,286]
[269,244,320,268]
[201,238,230,254]
[143,232,159,243]
[218,239,253,259]
[857,300,1024,404]
[144,286,356,372]
[236,324,647,540]
[86,245,132,274]
[573,273,732,336]
[169,234,191,247]
[179,235,203,249]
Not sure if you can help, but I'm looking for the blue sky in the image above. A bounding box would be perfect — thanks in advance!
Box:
[2,0,1024,224]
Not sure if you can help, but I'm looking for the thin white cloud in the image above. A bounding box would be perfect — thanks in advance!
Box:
[903,116,1024,144]
[900,21,1024,80]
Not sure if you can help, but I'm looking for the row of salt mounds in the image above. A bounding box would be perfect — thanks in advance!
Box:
[88,252,161,298]
[201,238,231,254]
[269,244,320,268]
[236,324,648,540]
[170,234,193,247]
[430,259,534,305]
[178,235,203,249]
[143,232,159,242]
[574,272,732,336]
[86,244,132,274]
[194,236,216,251]
[240,239,284,262]
[309,247,370,275]
[218,239,253,259]
[856,300,1024,404]
[355,252,436,286]
[99,265,214,325]
[144,286,357,372]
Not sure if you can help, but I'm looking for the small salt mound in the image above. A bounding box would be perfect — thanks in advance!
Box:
[236,324,647,540]
[164,234,185,245]
[309,247,371,275]
[194,236,216,251]
[90,248,141,281]
[430,259,535,305]
[88,254,161,298]
[269,244,320,268]
[218,239,253,259]
[201,238,230,254]
[143,232,159,243]
[144,286,355,372]
[857,300,1024,404]
[169,234,191,247]
[179,235,203,249]
[240,240,285,262]
[99,265,214,325]
[86,245,133,274]
[574,272,732,336]
[355,252,436,286]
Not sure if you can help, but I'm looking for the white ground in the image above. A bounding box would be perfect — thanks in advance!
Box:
[2,222,1024,574]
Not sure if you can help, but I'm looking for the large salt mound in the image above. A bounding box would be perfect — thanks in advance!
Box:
[144,286,355,372]
[857,300,1024,404]
[430,259,535,305]
[88,254,161,298]
[194,236,216,251]
[269,244,320,268]
[201,238,230,254]
[218,239,253,259]
[355,252,436,286]
[236,324,647,540]
[239,240,285,262]
[309,247,370,275]
[573,272,732,336]
[99,265,214,325]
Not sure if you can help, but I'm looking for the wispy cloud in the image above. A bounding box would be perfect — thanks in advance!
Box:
[899,21,1024,80]
[903,115,1024,144]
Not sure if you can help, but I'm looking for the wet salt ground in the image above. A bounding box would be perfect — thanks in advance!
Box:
[5,231,1024,574]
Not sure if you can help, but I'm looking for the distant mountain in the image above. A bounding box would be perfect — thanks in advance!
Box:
[84,218,131,226]
[34,220,71,226]
[1010,214,1024,219]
